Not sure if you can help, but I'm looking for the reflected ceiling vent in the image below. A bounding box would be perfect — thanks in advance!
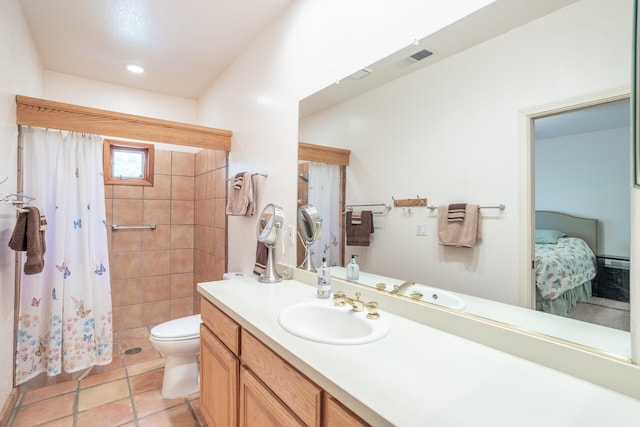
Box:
[395,48,434,68]
[348,68,372,80]
[410,49,433,61]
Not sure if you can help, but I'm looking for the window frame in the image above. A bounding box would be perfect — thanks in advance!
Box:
[103,139,155,186]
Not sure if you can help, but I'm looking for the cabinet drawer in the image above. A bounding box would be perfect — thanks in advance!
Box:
[241,329,322,426]
[201,297,240,355]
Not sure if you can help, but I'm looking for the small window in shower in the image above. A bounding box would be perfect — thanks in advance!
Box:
[103,139,154,186]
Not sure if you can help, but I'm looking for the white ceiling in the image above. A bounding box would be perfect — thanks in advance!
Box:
[18,0,295,99]
[535,99,631,140]
[298,0,628,140]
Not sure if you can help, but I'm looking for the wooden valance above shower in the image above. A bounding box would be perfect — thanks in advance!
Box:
[15,95,232,151]
[298,141,350,166]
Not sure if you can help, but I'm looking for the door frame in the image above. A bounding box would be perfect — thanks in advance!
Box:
[518,86,631,310]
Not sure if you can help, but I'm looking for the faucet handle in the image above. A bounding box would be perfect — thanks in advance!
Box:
[333,291,346,306]
[365,301,380,320]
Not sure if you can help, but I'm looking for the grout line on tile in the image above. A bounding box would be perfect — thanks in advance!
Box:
[123,358,141,425]
[72,378,80,426]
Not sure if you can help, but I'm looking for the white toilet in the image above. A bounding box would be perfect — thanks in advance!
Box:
[150,314,202,398]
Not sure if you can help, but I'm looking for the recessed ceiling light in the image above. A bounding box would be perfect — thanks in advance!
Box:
[125,64,145,74]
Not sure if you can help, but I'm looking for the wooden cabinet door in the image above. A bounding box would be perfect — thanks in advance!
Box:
[239,366,305,427]
[241,330,322,426]
[323,393,369,427]
[201,325,239,427]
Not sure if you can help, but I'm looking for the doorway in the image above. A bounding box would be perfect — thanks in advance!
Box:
[527,94,631,331]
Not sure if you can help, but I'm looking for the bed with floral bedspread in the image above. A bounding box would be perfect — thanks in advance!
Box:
[535,237,597,316]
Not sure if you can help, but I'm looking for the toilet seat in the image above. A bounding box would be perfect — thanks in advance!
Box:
[150,314,201,341]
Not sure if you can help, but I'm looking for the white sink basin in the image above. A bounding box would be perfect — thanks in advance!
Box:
[278,300,390,345]
[407,284,466,310]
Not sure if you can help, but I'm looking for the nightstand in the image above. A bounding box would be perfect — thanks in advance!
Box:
[593,255,630,302]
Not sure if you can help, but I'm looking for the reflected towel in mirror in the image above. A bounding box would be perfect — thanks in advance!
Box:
[438,204,481,248]
[253,241,268,276]
[447,203,467,222]
[346,210,374,246]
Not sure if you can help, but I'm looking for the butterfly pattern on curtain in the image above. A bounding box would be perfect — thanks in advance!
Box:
[15,127,113,385]
[308,162,340,266]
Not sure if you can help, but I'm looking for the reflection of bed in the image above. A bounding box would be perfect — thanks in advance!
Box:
[535,211,598,317]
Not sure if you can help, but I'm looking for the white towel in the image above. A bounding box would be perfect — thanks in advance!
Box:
[437,204,482,248]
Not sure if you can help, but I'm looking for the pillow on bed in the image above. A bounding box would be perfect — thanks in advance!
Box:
[535,229,566,244]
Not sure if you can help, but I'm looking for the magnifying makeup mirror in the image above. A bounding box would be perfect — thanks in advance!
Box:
[297,204,322,272]
[256,203,285,283]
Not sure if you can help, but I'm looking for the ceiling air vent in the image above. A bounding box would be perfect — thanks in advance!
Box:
[348,68,372,80]
[410,49,433,61]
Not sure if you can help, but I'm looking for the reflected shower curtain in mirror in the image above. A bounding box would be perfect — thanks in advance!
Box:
[15,127,112,385]
[308,162,340,266]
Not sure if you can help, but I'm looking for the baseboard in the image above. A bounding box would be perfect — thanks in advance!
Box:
[0,388,18,427]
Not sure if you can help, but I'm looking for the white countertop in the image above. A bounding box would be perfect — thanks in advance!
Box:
[198,277,640,427]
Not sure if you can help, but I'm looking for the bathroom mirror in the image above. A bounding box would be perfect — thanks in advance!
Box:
[298,0,634,360]
[256,203,285,283]
[297,204,322,271]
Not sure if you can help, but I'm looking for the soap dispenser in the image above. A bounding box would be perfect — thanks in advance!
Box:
[346,255,359,281]
[317,257,331,299]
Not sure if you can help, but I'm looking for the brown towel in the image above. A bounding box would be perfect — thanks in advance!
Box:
[9,206,46,274]
[232,172,244,190]
[346,210,374,246]
[437,204,481,248]
[350,211,362,225]
[447,203,467,222]
[253,241,268,276]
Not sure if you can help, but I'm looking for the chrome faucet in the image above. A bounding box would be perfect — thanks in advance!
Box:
[333,291,380,319]
[390,281,415,295]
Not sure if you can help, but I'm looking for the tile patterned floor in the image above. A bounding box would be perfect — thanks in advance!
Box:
[7,327,206,427]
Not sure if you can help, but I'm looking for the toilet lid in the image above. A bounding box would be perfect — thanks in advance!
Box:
[151,314,201,340]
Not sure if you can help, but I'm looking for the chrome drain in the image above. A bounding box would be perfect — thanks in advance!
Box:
[124,346,142,355]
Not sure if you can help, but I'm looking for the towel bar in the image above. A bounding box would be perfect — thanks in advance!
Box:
[226,171,268,181]
[427,204,505,211]
[344,203,392,215]
[111,224,157,230]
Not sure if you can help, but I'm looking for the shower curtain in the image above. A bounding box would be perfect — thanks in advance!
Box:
[308,162,340,266]
[15,127,112,385]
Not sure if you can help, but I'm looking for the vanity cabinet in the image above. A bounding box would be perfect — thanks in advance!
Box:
[200,297,370,427]
[200,326,238,427]
[200,298,241,427]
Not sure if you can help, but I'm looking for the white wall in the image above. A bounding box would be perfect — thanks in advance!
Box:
[297,0,631,305]
[44,71,198,124]
[197,0,495,274]
[0,0,42,409]
[536,126,631,257]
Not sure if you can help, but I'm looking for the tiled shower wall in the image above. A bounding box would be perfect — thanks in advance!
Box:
[106,148,227,332]
[193,149,228,314]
